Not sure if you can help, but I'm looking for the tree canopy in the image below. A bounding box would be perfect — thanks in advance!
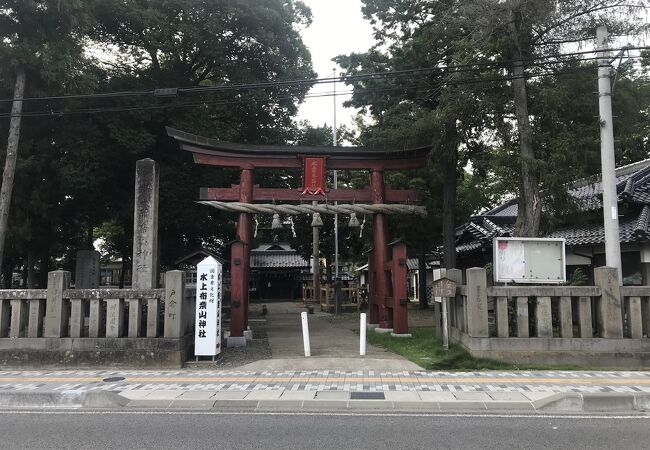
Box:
[1,0,650,289]
[0,0,317,286]
[335,0,650,271]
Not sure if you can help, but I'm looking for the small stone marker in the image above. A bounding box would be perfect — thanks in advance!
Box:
[75,250,100,288]
[73,250,100,338]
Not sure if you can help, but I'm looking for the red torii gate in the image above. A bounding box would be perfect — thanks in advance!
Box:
[167,127,429,346]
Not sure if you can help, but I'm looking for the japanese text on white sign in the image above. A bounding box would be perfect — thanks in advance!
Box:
[195,256,222,356]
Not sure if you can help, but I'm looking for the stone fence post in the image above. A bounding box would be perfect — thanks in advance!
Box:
[433,269,444,338]
[447,268,463,286]
[594,266,624,338]
[466,267,489,337]
[44,271,71,338]
[446,268,463,338]
[164,270,185,338]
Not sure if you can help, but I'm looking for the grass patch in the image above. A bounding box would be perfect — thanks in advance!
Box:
[365,327,586,371]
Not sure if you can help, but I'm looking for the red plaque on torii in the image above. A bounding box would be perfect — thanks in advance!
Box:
[301,156,326,196]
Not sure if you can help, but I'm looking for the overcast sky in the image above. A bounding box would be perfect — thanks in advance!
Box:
[297,0,375,134]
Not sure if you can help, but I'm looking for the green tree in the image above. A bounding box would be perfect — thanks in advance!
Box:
[0,0,318,286]
[0,0,91,284]
[342,0,649,256]
[85,0,316,267]
[452,0,648,236]
[336,0,491,296]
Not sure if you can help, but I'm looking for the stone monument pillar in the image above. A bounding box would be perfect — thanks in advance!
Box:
[131,159,160,338]
[132,158,159,289]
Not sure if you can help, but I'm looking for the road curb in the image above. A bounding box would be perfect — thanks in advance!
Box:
[165,392,650,413]
[532,392,650,412]
[0,391,127,408]
[531,393,583,412]
[1,391,650,413]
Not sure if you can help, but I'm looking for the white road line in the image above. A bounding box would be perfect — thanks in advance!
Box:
[0,410,647,420]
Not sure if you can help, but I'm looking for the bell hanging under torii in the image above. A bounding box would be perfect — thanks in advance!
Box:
[348,212,360,228]
[271,213,283,230]
[311,212,323,227]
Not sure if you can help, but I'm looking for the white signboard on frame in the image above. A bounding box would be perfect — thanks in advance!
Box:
[195,256,223,356]
[493,237,566,284]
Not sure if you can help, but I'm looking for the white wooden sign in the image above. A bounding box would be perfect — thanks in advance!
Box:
[195,256,222,356]
[432,277,457,300]
[493,237,566,284]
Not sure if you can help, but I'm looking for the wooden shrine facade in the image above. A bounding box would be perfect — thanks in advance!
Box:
[167,127,430,346]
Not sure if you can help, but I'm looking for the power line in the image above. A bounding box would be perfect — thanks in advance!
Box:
[0,65,599,119]
[0,45,645,105]
[0,66,605,118]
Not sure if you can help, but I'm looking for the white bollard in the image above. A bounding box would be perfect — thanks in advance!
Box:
[360,313,367,356]
[301,311,311,357]
[442,298,449,351]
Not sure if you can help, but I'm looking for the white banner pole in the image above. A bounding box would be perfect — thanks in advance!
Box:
[360,313,367,356]
[442,298,449,351]
[301,312,311,357]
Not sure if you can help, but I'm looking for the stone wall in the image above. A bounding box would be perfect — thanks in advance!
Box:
[0,270,190,368]
[0,336,190,368]
[447,266,650,367]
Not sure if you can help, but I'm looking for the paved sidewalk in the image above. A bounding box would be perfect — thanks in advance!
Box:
[2,369,650,412]
[213,302,421,370]
[262,303,416,366]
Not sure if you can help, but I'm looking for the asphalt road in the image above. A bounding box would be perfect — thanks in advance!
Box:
[0,410,648,449]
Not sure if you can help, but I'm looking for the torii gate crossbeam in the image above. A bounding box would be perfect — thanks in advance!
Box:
[167,127,430,347]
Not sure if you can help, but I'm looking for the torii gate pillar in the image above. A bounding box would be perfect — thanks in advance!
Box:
[371,170,392,330]
[227,168,253,347]
[390,241,409,335]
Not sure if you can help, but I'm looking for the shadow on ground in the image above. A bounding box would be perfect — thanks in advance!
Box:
[188,301,427,370]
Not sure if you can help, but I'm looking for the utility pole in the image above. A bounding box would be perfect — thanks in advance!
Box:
[333,69,339,280]
[597,25,622,284]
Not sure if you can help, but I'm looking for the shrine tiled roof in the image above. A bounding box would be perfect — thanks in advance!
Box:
[482,200,518,218]
[455,158,650,256]
[455,222,515,255]
[250,243,309,268]
[406,258,439,270]
[250,252,309,268]
[478,159,650,219]
[546,205,650,246]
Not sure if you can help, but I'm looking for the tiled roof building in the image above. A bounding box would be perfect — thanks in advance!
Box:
[251,243,309,269]
[250,242,309,300]
[455,159,650,285]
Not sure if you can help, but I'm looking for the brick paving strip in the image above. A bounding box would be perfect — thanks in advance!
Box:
[1,370,650,413]
[2,370,650,393]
